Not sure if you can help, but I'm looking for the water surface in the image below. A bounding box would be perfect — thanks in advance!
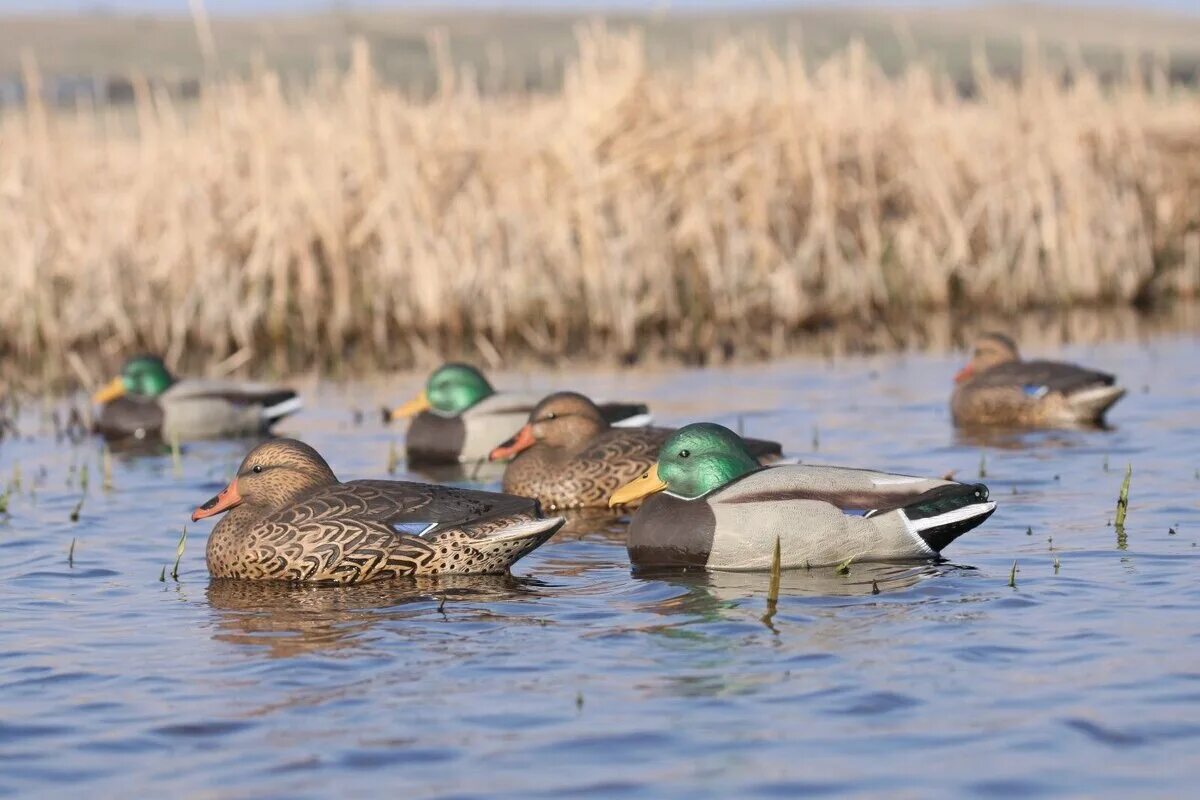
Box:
[2,335,1198,797]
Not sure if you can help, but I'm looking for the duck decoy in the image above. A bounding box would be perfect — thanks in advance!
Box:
[489,392,783,511]
[951,333,1125,427]
[92,355,301,441]
[609,423,995,571]
[387,363,651,465]
[191,439,564,583]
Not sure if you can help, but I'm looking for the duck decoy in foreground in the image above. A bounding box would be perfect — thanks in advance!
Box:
[609,423,995,571]
[951,333,1125,427]
[489,392,783,511]
[92,355,301,441]
[387,363,651,465]
[191,439,564,583]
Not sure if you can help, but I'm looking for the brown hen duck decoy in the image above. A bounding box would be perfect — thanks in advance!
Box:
[191,439,563,583]
[487,392,783,511]
[951,333,1126,428]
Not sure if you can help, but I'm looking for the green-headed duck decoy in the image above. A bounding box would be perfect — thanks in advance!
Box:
[387,363,651,465]
[609,423,995,571]
[92,355,301,441]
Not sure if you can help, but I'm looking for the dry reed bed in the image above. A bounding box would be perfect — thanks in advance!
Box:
[2,29,1199,377]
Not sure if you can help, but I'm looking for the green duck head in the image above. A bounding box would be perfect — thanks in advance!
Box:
[390,363,495,419]
[93,355,175,404]
[609,422,761,506]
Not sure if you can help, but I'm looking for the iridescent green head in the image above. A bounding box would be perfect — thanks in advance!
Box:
[425,363,495,415]
[389,363,495,420]
[609,422,761,506]
[658,423,762,499]
[93,354,174,404]
[121,355,175,397]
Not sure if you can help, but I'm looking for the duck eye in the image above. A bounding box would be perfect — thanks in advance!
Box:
[679,449,690,458]
[252,465,263,474]
[545,412,557,420]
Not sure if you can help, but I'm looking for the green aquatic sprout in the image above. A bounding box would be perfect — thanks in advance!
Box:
[761,535,782,625]
[387,440,399,475]
[1053,556,1060,574]
[80,461,90,493]
[68,537,76,567]
[159,565,166,582]
[1008,560,1018,588]
[171,527,187,581]
[0,487,8,514]
[836,554,855,575]
[1115,464,1132,530]
[69,496,84,522]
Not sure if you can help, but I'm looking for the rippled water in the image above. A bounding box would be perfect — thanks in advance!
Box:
[2,335,1199,797]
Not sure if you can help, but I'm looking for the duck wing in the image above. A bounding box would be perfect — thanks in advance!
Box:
[250,481,551,582]
[713,464,953,512]
[971,360,1116,395]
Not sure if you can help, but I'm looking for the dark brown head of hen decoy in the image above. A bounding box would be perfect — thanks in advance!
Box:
[191,438,563,583]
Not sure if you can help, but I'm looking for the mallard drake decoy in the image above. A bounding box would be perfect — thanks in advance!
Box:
[609,423,995,571]
[488,392,783,511]
[191,439,564,583]
[951,333,1126,427]
[387,363,651,465]
[92,355,302,441]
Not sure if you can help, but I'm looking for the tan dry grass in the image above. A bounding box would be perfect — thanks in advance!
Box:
[2,27,1199,377]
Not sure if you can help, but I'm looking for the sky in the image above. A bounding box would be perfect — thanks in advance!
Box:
[0,0,1196,14]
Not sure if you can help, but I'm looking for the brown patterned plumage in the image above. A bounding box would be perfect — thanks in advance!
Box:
[951,333,1126,427]
[488,392,783,511]
[191,439,563,583]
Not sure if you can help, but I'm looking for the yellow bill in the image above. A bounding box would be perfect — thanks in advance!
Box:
[92,376,127,405]
[609,463,667,508]
[389,390,431,420]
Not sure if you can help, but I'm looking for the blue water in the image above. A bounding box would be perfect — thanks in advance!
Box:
[1,335,1198,797]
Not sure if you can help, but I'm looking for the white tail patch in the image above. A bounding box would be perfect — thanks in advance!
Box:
[611,413,654,428]
[261,396,303,420]
[904,501,997,533]
[1067,385,1126,418]
[482,516,565,543]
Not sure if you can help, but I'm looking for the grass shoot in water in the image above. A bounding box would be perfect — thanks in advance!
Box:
[1009,560,1018,588]
[68,537,76,567]
[1115,464,1132,530]
[760,536,781,627]
[171,527,187,581]
[70,496,84,522]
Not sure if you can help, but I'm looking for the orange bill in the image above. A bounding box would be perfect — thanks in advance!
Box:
[92,376,127,405]
[489,424,536,461]
[609,463,667,507]
[954,364,975,384]
[389,390,431,421]
[192,478,243,521]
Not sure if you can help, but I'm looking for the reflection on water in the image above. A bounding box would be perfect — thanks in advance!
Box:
[1,334,1199,796]
[206,574,543,658]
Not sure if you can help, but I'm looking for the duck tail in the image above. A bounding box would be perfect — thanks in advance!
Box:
[1066,385,1126,423]
[260,391,303,422]
[895,483,996,554]
[460,514,565,568]
[602,403,653,428]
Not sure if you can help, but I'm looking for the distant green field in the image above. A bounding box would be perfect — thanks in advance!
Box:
[3,3,1200,92]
